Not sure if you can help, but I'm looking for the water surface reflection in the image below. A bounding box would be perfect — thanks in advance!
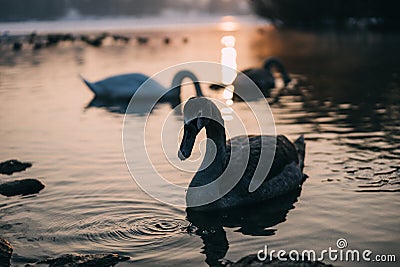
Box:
[0,25,399,266]
[187,189,302,266]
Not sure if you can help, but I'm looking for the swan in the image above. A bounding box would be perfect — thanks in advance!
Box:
[210,57,291,100]
[178,97,305,210]
[80,70,204,101]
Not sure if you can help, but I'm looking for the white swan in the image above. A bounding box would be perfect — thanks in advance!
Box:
[80,70,204,101]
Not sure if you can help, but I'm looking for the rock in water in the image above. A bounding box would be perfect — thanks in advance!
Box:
[226,254,333,267]
[0,159,32,175]
[0,238,12,267]
[0,179,45,197]
[38,253,130,267]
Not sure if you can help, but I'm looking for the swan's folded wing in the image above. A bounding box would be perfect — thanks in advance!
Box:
[272,135,299,176]
[225,135,298,186]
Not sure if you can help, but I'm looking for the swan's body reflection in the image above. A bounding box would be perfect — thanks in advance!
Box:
[186,188,303,266]
[86,96,181,115]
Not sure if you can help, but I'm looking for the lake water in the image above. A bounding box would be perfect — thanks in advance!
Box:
[0,20,399,266]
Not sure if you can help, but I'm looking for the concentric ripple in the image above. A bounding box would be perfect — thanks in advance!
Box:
[40,199,189,249]
[129,218,188,237]
[83,216,189,244]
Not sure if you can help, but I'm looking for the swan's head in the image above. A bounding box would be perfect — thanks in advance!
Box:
[178,97,222,160]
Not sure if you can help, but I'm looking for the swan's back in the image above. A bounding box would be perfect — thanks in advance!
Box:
[81,73,166,99]
[224,135,299,186]
[233,69,275,100]
[242,68,275,94]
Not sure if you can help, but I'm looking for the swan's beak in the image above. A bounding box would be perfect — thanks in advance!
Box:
[178,123,197,161]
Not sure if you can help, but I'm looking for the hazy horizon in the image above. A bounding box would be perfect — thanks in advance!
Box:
[0,0,252,22]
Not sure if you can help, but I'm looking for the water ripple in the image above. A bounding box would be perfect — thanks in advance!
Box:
[40,200,189,248]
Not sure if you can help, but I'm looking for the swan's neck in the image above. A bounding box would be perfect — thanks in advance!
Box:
[165,70,203,101]
[263,58,291,85]
[201,120,226,176]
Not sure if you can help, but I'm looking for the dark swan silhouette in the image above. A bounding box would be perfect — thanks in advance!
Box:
[236,57,291,97]
[210,57,291,100]
[80,70,204,101]
[178,97,306,211]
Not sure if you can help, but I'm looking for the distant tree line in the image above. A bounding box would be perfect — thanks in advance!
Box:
[249,0,400,29]
[0,0,169,21]
[0,0,248,22]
